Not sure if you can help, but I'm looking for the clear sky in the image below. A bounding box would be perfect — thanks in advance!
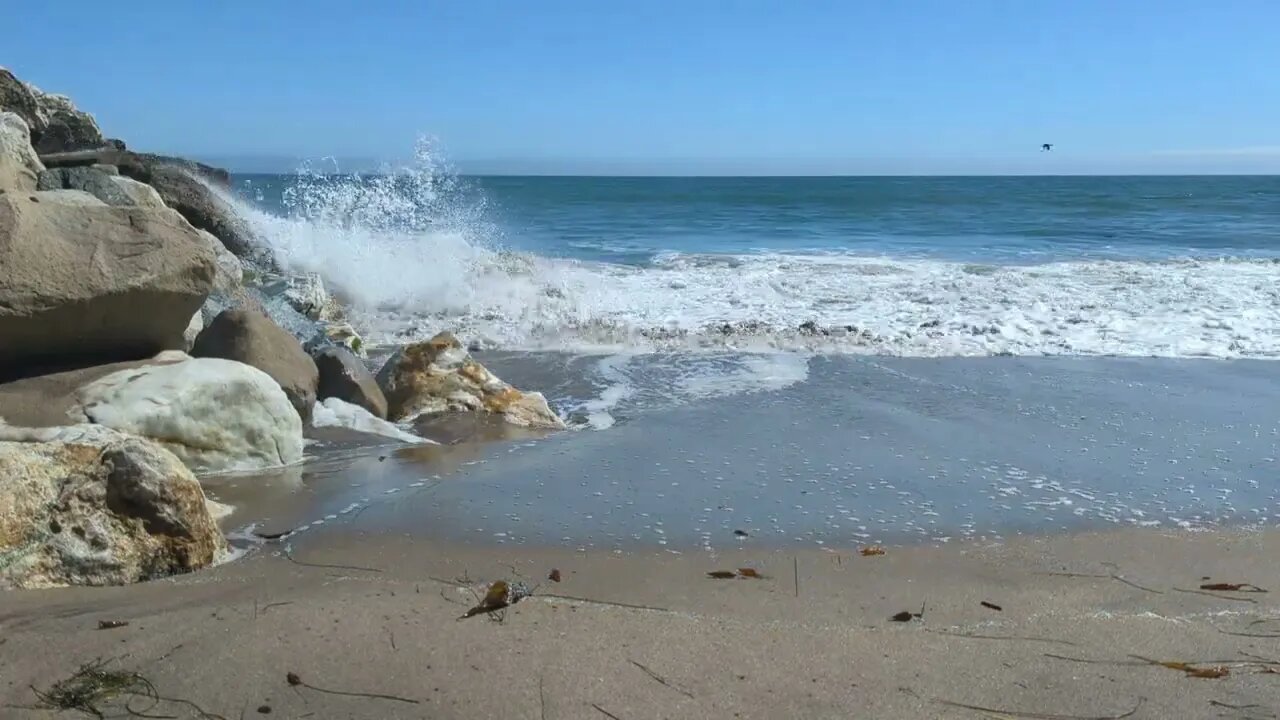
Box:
[6,1,1279,174]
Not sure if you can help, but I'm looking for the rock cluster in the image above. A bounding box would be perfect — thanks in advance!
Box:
[0,66,566,590]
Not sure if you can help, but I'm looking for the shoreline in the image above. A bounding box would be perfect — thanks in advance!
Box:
[203,353,1280,556]
[4,525,1278,718]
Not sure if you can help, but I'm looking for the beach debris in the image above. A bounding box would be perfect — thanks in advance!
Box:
[97,619,129,630]
[859,546,886,557]
[258,704,272,714]
[252,528,293,540]
[707,570,737,579]
[737,568,765,579]
[592,703,624,720]
[461,580,512,617]
[934,697,1142,720]
[283,671,419,704]
[31,659,226,719]
[891,601,927,623]
[628,658,695,699]
[1132,656,1231,679]
[459,579,533,620]
[1199,582,1266,592]
[980,601,1003,612]
[1174,587,1259,603]
[548,568,562,582]
[733,529,749,537]
[32,660,149,716]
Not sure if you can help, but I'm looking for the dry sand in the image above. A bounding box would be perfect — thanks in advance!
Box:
[3,527,1279,719]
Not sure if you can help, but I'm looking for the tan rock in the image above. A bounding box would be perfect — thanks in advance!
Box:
[0,111,43,192]
[191,310,319,422]
[0,191,216,376]
[375,332,565,429]
[0,430,226,589]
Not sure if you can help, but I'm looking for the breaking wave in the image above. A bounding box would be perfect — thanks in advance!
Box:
[234,142,1280,359]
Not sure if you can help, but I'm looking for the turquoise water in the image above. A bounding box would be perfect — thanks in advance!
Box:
[232,172,1280,358]
[241,174,1280,264]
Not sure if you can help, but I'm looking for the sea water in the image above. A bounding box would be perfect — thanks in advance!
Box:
[222,148,1280,547]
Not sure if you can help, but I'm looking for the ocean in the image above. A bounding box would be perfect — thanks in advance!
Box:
[220,164,1280,548]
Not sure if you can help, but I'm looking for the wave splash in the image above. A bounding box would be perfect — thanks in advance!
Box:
[234,143,1280,359]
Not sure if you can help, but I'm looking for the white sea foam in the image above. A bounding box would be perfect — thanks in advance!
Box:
[236,143,1280,360]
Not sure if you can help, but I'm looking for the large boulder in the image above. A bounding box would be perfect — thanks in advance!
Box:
[192,310,319,422]
[40,149,253,257]
[28,88,105,154]
[0,429,226,589]
[198,230,244,293]
[314,346,387,418]
[0,192,216,378]
[0,68,43,137]
[375,332,566,429]
[73,357,304,472]
[0,111,43,192]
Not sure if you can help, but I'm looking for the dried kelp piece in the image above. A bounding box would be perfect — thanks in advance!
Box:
[97,620,129,630]
[284,671,419,704]
[1199,582,1266,592]
[892,601,927,622]
[1131,656,1231,679]
[32,660,150,717]
[1184,665,1229,679]
[737,568,765,579]
[860,546,886,556]
[460,580,512,619]
[548,569,562,583]
[707,570,737,579]
[933,697,1142,720]
[980,601,1003,612]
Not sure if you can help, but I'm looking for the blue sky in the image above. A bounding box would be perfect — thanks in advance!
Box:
[7,1,1279,174]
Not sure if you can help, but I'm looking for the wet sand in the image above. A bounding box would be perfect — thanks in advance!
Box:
[3,528,1279,719]
[212,356,1280,551]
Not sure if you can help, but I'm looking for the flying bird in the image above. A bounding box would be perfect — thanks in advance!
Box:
[1041,143,1054,151]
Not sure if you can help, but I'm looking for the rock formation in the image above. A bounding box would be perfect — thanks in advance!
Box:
[0,189,216,377]
[314,346,388,419]
[192,309,319,423]
[0,429,225,589]
[376,331,566,429]
[73,357,305,472]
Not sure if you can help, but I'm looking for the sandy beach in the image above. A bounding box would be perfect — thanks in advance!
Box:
[4,526,1280,719]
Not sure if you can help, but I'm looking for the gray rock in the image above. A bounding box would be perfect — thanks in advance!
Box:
[38,149,254,257]
[192,309,319,423]
[314,347,388,419]
[94,163,119,175]
[35,165,135,206]
[35,168,62,191]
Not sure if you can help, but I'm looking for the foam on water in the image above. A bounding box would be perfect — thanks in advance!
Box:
[235,144,1280,360]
